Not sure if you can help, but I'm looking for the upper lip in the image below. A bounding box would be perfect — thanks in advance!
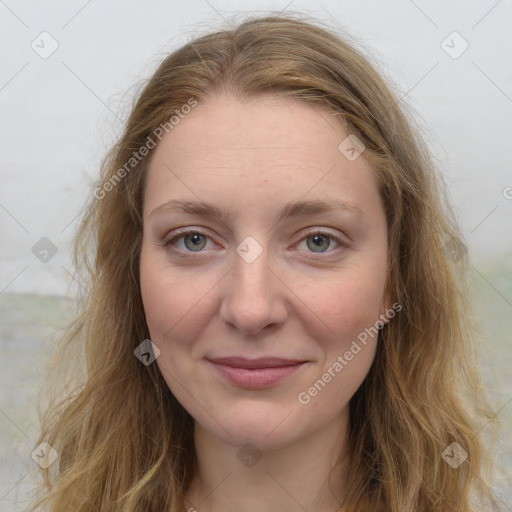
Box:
[207,357,307,369]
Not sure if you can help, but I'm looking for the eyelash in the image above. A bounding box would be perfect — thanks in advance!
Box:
[161,228,349,257]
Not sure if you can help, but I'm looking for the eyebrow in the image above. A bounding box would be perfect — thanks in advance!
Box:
[149,198,364,222]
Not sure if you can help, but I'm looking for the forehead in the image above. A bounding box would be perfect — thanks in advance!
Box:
[143,93,381,219]
[152,93,347,164]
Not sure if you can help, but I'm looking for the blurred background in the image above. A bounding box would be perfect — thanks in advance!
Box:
[1,0,511,509]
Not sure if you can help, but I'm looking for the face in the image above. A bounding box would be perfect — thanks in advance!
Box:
[139,93,389,450]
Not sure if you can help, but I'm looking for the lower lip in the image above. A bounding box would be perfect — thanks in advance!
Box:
[208,361,305,389]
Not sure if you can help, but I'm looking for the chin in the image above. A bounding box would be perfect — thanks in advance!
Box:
[196,399,310,450]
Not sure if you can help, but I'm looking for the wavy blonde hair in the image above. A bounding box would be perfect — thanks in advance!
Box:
[28,12,499,512]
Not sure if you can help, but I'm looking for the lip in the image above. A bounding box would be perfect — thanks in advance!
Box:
[207,357,308,389]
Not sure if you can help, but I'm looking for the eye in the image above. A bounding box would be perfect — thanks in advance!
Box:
[297,229,345,254]
[161,228,348,257]
[163,229,214,253]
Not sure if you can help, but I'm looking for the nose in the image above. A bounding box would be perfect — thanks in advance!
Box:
[219,244,289,336]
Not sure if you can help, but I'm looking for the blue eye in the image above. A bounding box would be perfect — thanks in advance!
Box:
[162,228,347,256]
[164,230,211,252]
[301,231,343,253]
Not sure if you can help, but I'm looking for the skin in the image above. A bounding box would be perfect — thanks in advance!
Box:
[139,93,389,512]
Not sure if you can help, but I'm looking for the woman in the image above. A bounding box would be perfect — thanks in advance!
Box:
[29,13,498,512]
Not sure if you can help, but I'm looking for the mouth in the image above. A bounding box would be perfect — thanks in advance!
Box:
[206,357,308,389]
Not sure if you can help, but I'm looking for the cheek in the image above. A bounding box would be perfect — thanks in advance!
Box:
[139,256,201,391]
[139,249,187,343]
[307,271,386,342]
[139,248,217,354]
[139,257,169,339]
[297,279,382,413]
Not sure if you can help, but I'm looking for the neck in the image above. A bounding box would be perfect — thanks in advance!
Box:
[183,410,350,512]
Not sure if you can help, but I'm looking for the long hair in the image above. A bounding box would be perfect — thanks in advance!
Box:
[28,12,498,512]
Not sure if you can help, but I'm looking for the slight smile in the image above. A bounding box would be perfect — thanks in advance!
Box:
[207,357,309,389]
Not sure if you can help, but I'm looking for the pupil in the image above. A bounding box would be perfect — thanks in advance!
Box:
[185,233,205,251]
[309,234,329,252]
